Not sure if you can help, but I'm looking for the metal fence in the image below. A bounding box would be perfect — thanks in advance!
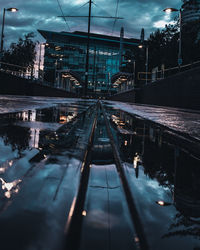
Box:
[138,60,200,83]
[0,61,54,87]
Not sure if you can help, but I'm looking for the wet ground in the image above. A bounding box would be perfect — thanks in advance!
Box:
[0,95,199,250]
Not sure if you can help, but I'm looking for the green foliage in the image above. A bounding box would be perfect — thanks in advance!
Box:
[2,32,38,72]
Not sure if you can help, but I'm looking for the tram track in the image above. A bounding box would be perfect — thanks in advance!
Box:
[101,102,149,250]
[65,102,149,250]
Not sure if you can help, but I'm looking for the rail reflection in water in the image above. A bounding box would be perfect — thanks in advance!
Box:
[66,104,142,250]
[0,99,199,250]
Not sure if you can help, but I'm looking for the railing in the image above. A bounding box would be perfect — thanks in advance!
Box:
[0,62,76,91]
[0,61,34,79]
[138,60,200,83]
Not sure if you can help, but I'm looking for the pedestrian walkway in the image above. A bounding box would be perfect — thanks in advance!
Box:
[106,101,200,142]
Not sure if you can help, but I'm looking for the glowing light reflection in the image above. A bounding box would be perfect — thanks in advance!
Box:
[0,178,22,199]
[82,210,87,216]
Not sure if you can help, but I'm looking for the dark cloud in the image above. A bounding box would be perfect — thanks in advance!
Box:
[0,0,181,48]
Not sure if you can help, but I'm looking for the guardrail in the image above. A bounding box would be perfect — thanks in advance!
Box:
[0,61,34,79]
[0,61,55,87]
[138,60,200,83]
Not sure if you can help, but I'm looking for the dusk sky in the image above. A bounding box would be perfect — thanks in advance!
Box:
[1,0,181,48]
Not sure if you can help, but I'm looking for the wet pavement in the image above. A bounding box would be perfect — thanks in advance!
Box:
[0,96,199,250]
[107,101,200,142]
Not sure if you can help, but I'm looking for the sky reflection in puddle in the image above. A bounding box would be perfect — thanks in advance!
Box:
[106,106,200,250]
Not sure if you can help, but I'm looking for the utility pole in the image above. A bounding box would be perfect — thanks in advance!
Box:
[178,9,182,70]
[84,0,92,97]
[58,3,123,98]
[1,8,19,53]
[119,27,124,71]
[92,46,96,96]
[0,8,6,53]
[38,43,42,80]
[145,46,149,85]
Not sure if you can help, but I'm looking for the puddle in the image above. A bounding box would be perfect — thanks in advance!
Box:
[105,106,200,250]
[0,101,94,169]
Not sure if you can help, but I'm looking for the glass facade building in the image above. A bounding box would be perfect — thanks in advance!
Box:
[38,30,140,93]
[182,0,200,24]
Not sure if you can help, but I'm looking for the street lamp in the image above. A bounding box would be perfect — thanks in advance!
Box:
[163,7,182,68]
[54,58,63,87]
[128,58,136,88]
[0,8,19,52]
[138,44,149,85]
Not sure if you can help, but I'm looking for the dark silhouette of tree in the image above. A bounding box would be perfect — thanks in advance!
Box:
[0,125,31,156]
[162,212,200,239]
[147,18,200,71]
[2,32,38,73]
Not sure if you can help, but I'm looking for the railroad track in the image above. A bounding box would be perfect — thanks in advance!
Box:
[65,101,149,250]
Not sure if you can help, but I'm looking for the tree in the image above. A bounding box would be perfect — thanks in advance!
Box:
[2,32,38,74]
[181,20,200,64]
[147,17,200,72]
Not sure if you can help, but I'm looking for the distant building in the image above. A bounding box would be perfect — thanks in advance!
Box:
[182,0,200,24]
[38,29,140,95]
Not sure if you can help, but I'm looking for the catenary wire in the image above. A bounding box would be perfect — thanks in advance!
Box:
[112,0,120,35]
[56,0,71,31]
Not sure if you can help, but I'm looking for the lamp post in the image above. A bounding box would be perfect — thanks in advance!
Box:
[54,58,62,87]
[138,44,149,85]
[0,8,19,53]
[128,58,136,87]
[163,8,182,69]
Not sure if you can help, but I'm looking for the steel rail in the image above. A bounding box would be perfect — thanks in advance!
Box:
[65,103,98,250]
[100,101,149,250]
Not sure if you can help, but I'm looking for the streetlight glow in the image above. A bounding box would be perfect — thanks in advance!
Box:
[7,8,19,12]
[163,8,178,13]
[163,7,182,68]
[157,201,165,206]
[164,8,172,14]
[156,200,172,206]
[1,7,19,53]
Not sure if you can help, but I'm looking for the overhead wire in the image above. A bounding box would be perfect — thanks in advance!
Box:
[112,0,120,35]
[67,1,90,17]
[56,0,71,31]
[92,2,113,17]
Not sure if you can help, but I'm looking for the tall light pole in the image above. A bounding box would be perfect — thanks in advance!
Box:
[128,57,136,87]
[0,8,19,53]
[38,43,42,79]
[163,8,182,69]
[84,0,92,97]
[145,46,149,85]
[139,44,149,85]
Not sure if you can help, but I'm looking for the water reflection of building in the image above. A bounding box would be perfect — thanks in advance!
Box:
[110,111,144,164]
[111,109,200,218]
[109,111,200,242]
[142,124,200,217]
[174,150,200,217]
